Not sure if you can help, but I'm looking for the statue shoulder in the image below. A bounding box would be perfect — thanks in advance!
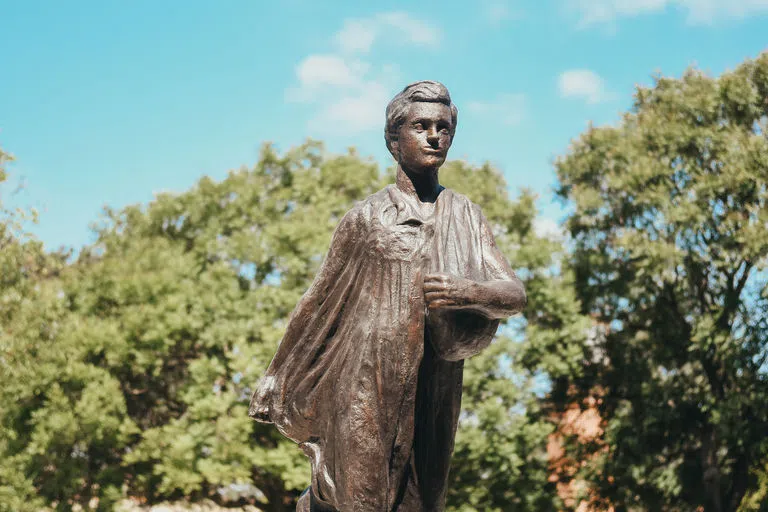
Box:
[335,186,393,233]
[441,187,485,216]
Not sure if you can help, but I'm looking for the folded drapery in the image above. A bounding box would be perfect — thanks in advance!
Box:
[250,184,518,511]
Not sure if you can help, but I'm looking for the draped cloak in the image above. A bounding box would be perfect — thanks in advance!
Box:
[249,185,519,511]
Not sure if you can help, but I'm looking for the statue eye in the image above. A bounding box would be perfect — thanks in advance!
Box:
[413,123,424,131]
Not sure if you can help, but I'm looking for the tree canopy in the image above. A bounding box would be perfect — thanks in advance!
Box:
[554,52,768,511]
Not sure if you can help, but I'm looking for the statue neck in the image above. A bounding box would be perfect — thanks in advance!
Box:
[396,165,442,203]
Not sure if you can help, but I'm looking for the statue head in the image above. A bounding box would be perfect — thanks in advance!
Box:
[385,80,458,172]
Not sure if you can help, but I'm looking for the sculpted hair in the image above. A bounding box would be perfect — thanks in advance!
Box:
[384,80,458,154]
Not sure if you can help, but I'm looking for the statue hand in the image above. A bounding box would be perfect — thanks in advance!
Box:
[423,273,479,311]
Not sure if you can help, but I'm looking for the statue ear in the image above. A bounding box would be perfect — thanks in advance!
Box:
[389,140,399,161]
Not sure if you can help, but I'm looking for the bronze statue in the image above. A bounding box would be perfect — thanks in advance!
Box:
[249,81,526,511]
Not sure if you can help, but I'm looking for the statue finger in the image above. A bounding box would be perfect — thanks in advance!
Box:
[425,290,451,301]
[424,273,450,283]
[423,281,450,292]
[427,299,455,309]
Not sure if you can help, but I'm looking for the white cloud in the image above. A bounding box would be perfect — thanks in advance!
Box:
[558,69,612,104]
[334,20,379,54]
[567,0,667,26]
[285,55,370,103]
[334,12,440,54]
[287,12,439,136]
[482,0,524,25]
[567,0,768,27]
[296,55,367,89]
[467,93,526,126]
[682,0,768,23]
[308,82,391,134]
[377,12,441,46]
[291,60,401,135]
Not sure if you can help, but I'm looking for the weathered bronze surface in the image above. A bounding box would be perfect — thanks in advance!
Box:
[249,81,527,511]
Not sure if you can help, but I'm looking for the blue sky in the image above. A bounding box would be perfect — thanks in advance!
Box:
[1,0,766,251]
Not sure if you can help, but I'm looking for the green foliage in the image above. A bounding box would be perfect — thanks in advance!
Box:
[554,52,768,511]
[738,460,768,511]
[1,142,573,510]
[0,146,69,512]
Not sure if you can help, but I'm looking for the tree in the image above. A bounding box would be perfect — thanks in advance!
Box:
[554,52,768,511]
[0,147,71,512]
[1,141,577,510]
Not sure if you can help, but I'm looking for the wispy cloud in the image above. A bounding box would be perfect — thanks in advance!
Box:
[558,69,613,104]
[482,0,524,26]
[287,12,440,135]
[467,93,527,126]
[567,0,768,27]
[307,82,393,134]
[334,11,441,54]
[285,55,369,103]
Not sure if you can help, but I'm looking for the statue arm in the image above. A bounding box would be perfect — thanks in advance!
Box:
[424,274,526,320]
[464,278,526,320]
[424,205,526,320]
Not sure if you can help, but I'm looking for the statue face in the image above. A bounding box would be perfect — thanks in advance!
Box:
[394,101,453,172]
